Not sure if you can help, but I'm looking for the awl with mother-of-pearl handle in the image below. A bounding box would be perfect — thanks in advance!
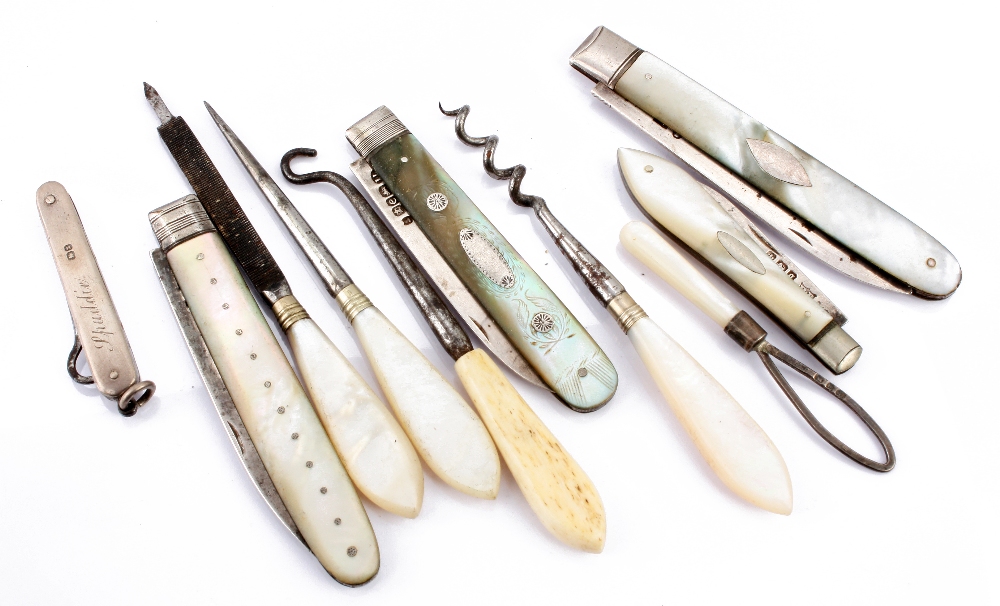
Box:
[206,102,501,500]
[571,26,961,300]
[618,148,861,375]
[442,104,792,514]
[281,149,607,553]
[144,84,423,518]
[621,221,894,472]
[148,196,378,585]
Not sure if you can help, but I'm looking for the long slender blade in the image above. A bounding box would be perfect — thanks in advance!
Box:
[150,248,305,546]
[349,158,548,391]
[592,83,910,295]
[144,84,289,299]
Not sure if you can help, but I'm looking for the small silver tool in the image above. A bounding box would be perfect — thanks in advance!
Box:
[36,181,155,416]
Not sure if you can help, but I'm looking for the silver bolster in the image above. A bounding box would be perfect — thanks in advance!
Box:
[569,26,642,88]
[149,195,216,252]
[346,106,410,159]
[809,324,862,375]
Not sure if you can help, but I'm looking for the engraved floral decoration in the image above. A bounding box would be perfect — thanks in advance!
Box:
[516,293,570,351]
[530,312,555,334]
[426,192,449,211]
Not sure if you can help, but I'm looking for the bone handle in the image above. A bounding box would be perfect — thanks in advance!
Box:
[166,232,379,584]
[351,306,501,499]
[455,349,606,552]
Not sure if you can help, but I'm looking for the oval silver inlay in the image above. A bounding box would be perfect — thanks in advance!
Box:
[427,192,449,211]
[459,227,515,288]
[717,231,766,275]
[746,138,812,187]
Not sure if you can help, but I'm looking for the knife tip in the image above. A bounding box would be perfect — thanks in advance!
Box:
[143,82,173,125]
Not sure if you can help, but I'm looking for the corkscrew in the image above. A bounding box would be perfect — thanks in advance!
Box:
[441,103,894,472]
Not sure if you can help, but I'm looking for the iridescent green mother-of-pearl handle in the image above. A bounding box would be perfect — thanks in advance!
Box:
[349,108,617,412]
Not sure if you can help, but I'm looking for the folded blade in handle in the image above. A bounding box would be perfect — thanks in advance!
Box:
[348,157,548,392]
[572,27,961,299]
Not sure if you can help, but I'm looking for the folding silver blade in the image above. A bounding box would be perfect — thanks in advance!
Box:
[348,158,548,391]
[150,248,306,546]
[593,83,909,295]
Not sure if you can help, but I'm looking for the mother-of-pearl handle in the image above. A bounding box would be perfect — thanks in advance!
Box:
[351,305,501,499]
[286,316,424,518]
[167,232,379,584]
[626,316,792,515]
[455,349,606,552]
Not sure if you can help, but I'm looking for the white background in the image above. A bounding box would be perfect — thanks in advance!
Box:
[2,1,996,603]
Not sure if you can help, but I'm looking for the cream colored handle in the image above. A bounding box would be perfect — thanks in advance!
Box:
[621,221,739,328]
[455,349,606,552]
[352,306,500,499]
[286,317,424,518]
[618,148,835,341]
[627,316,792,515]
[166,232,378,584]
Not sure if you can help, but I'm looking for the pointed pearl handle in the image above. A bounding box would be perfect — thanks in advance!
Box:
[286,317,424,518]
[352,306,501,499]
[166,232,379,584]
[455,349,606,552]
[629,316,792,514]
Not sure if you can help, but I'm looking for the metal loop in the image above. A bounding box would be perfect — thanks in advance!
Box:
[67,334,94,384]
[756,341,895,472]
[117,380,155,417]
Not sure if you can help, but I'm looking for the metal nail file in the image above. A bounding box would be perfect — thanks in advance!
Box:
[346,106,618,412]
[570,26,961,300]
[282,150,607,552]
[441,105,793,514]
[148,196,378,585]
[205,103,501,501]
[143,84,424,519]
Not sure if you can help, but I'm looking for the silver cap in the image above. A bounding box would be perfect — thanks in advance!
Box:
[809,323,863,375]
[346,106,410,159]
[149,195,215,252]
[569,26,643,89]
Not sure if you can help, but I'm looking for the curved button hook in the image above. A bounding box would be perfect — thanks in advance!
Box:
[756,342,895,472]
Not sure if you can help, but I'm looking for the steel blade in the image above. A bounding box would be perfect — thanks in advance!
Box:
[593,83,910,295]
[150,248,305,546]
[349,158,548,391]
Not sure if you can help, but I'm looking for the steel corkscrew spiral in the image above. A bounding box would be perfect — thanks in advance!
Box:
[439,103,542,209]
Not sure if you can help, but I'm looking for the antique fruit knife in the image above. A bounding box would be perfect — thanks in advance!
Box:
[442,104,793,514]
[149,195,378,585]
[618,148,861,375]
[621,221,894,472]
[281,150,607,552]
[205,103,501,500]
[570,26,961,300]
[144,84,424,518]
[346,106,618,413]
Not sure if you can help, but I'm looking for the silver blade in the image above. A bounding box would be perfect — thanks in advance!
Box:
[150,248,306,546]
[349,158,548,391]
[593,83,909,295]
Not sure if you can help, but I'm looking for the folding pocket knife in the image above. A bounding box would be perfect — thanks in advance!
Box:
[571,26,961,300]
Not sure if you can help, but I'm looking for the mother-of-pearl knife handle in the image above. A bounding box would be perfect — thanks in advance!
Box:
[455,349,607,551]
[619,149,862,374]
[347,107,618,412]
[626,316,792,515]
[349,303,501,500]
[152,203,378,585]
[572,27,961,299]
[278,303,424,518]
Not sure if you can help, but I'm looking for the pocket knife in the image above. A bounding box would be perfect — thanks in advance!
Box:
[346,106,618,412]
[571,26,961,300]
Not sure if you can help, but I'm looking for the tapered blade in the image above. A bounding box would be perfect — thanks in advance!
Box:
[150,248,305,546]
[349,158,548,391]
[144,85,289,300]
[592,83,910,295]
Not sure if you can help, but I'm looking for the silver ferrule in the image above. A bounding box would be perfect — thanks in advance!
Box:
[335,284,374,324]
[570,26,643,89]
[149,195,216,252]
[346,106,410,160]
[607,292,647,334]
[808,323,863,375]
